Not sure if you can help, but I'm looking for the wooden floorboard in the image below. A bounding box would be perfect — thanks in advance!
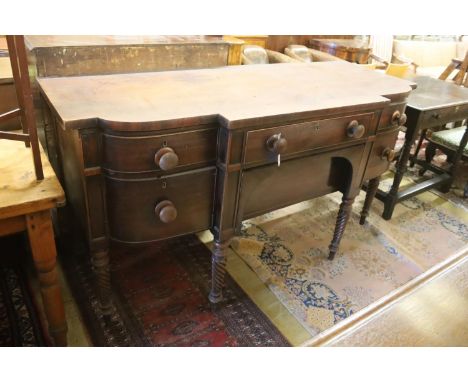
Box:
[301,246,468,346]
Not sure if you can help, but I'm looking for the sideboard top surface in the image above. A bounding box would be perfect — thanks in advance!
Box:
[38,61,416,131]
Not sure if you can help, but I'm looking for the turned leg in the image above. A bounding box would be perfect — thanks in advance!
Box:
[383,123,418,220]
[328,196,355,260]
[91,249,113,315]
[208,240,230,304]
[360,176,380,225]
[26,210,68,346]
[410,129,427,167]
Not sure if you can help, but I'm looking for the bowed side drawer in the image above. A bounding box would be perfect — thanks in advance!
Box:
[364,126,400,180]
[103,127,218,173]
[106,168,216,243]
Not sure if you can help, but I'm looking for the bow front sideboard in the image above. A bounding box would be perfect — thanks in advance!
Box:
[37,62,415,312]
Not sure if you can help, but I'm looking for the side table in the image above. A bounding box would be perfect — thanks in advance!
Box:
[0,139,67,346]
[372,75,468,219]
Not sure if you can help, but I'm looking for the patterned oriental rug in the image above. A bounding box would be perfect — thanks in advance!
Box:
[61,234,289,346]
[230,175,468,337]
[0,236,47,346]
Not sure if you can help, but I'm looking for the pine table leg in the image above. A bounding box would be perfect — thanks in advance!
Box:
[26,210,68,346]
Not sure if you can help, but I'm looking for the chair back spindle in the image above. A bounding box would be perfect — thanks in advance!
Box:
[0,35,43,180]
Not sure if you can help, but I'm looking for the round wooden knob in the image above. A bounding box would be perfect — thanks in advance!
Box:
[154,200,177,223]
[381,147,396,162]
[266,133,287,154]
[392,111,407,126]
[346,120,365,139]
[399,113,407,126]
[154,147,179,171]
[432,112,441,120]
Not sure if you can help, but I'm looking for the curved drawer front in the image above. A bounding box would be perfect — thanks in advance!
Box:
[103,128,218,173]
[106,168,215,243]
[364,126,400,180]
[378,102,406,130]
[244,112,375,165]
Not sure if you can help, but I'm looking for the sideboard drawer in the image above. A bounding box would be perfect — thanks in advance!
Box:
[244,112,375,165]
[364,126,400,180]
[378,102,406,130]
[239,144,366,219]
[106,168,215,242]
[103,128,218,173]
[420,104,468,129]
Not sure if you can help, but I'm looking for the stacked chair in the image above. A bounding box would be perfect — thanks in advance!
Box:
[283,44,417,79]
[241,45,298,65]
[284,44,343,62]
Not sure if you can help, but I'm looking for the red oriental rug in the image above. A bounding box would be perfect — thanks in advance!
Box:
[61,234,289,346]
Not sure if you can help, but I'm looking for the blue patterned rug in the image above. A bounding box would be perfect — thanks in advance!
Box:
[231,180,468,336]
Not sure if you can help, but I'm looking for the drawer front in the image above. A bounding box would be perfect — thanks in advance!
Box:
[103,128,218,173]
[378,102,406,130]
[364,127,400,180]
[106,168,215,242]
[240,144,366,219]
[244,113,375,165]
[420,104,468,129]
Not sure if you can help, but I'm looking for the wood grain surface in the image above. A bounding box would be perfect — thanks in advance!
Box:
[406,75,468,111]
[0,139,65,219]
[326,250,468,346]
[25,35,227,48]
[25,35,234,78]
[38,62,415,131]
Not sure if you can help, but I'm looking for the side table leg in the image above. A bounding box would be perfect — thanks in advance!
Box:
[26,210,67,346]
[328,196,355,260]
[360,176,380,225]
[383,125,417,220]
[409,128,427,167]
[208,240,230,304]
[91,249,113,316]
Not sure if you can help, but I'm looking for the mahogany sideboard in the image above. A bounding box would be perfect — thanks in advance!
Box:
[37,62,415,312]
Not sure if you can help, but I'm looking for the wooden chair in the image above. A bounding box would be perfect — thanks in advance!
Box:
[0,35,43,180]
[438,50,468,86]
[0,35,67,345]
[419,125,468,197]
[369,53,417,77]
